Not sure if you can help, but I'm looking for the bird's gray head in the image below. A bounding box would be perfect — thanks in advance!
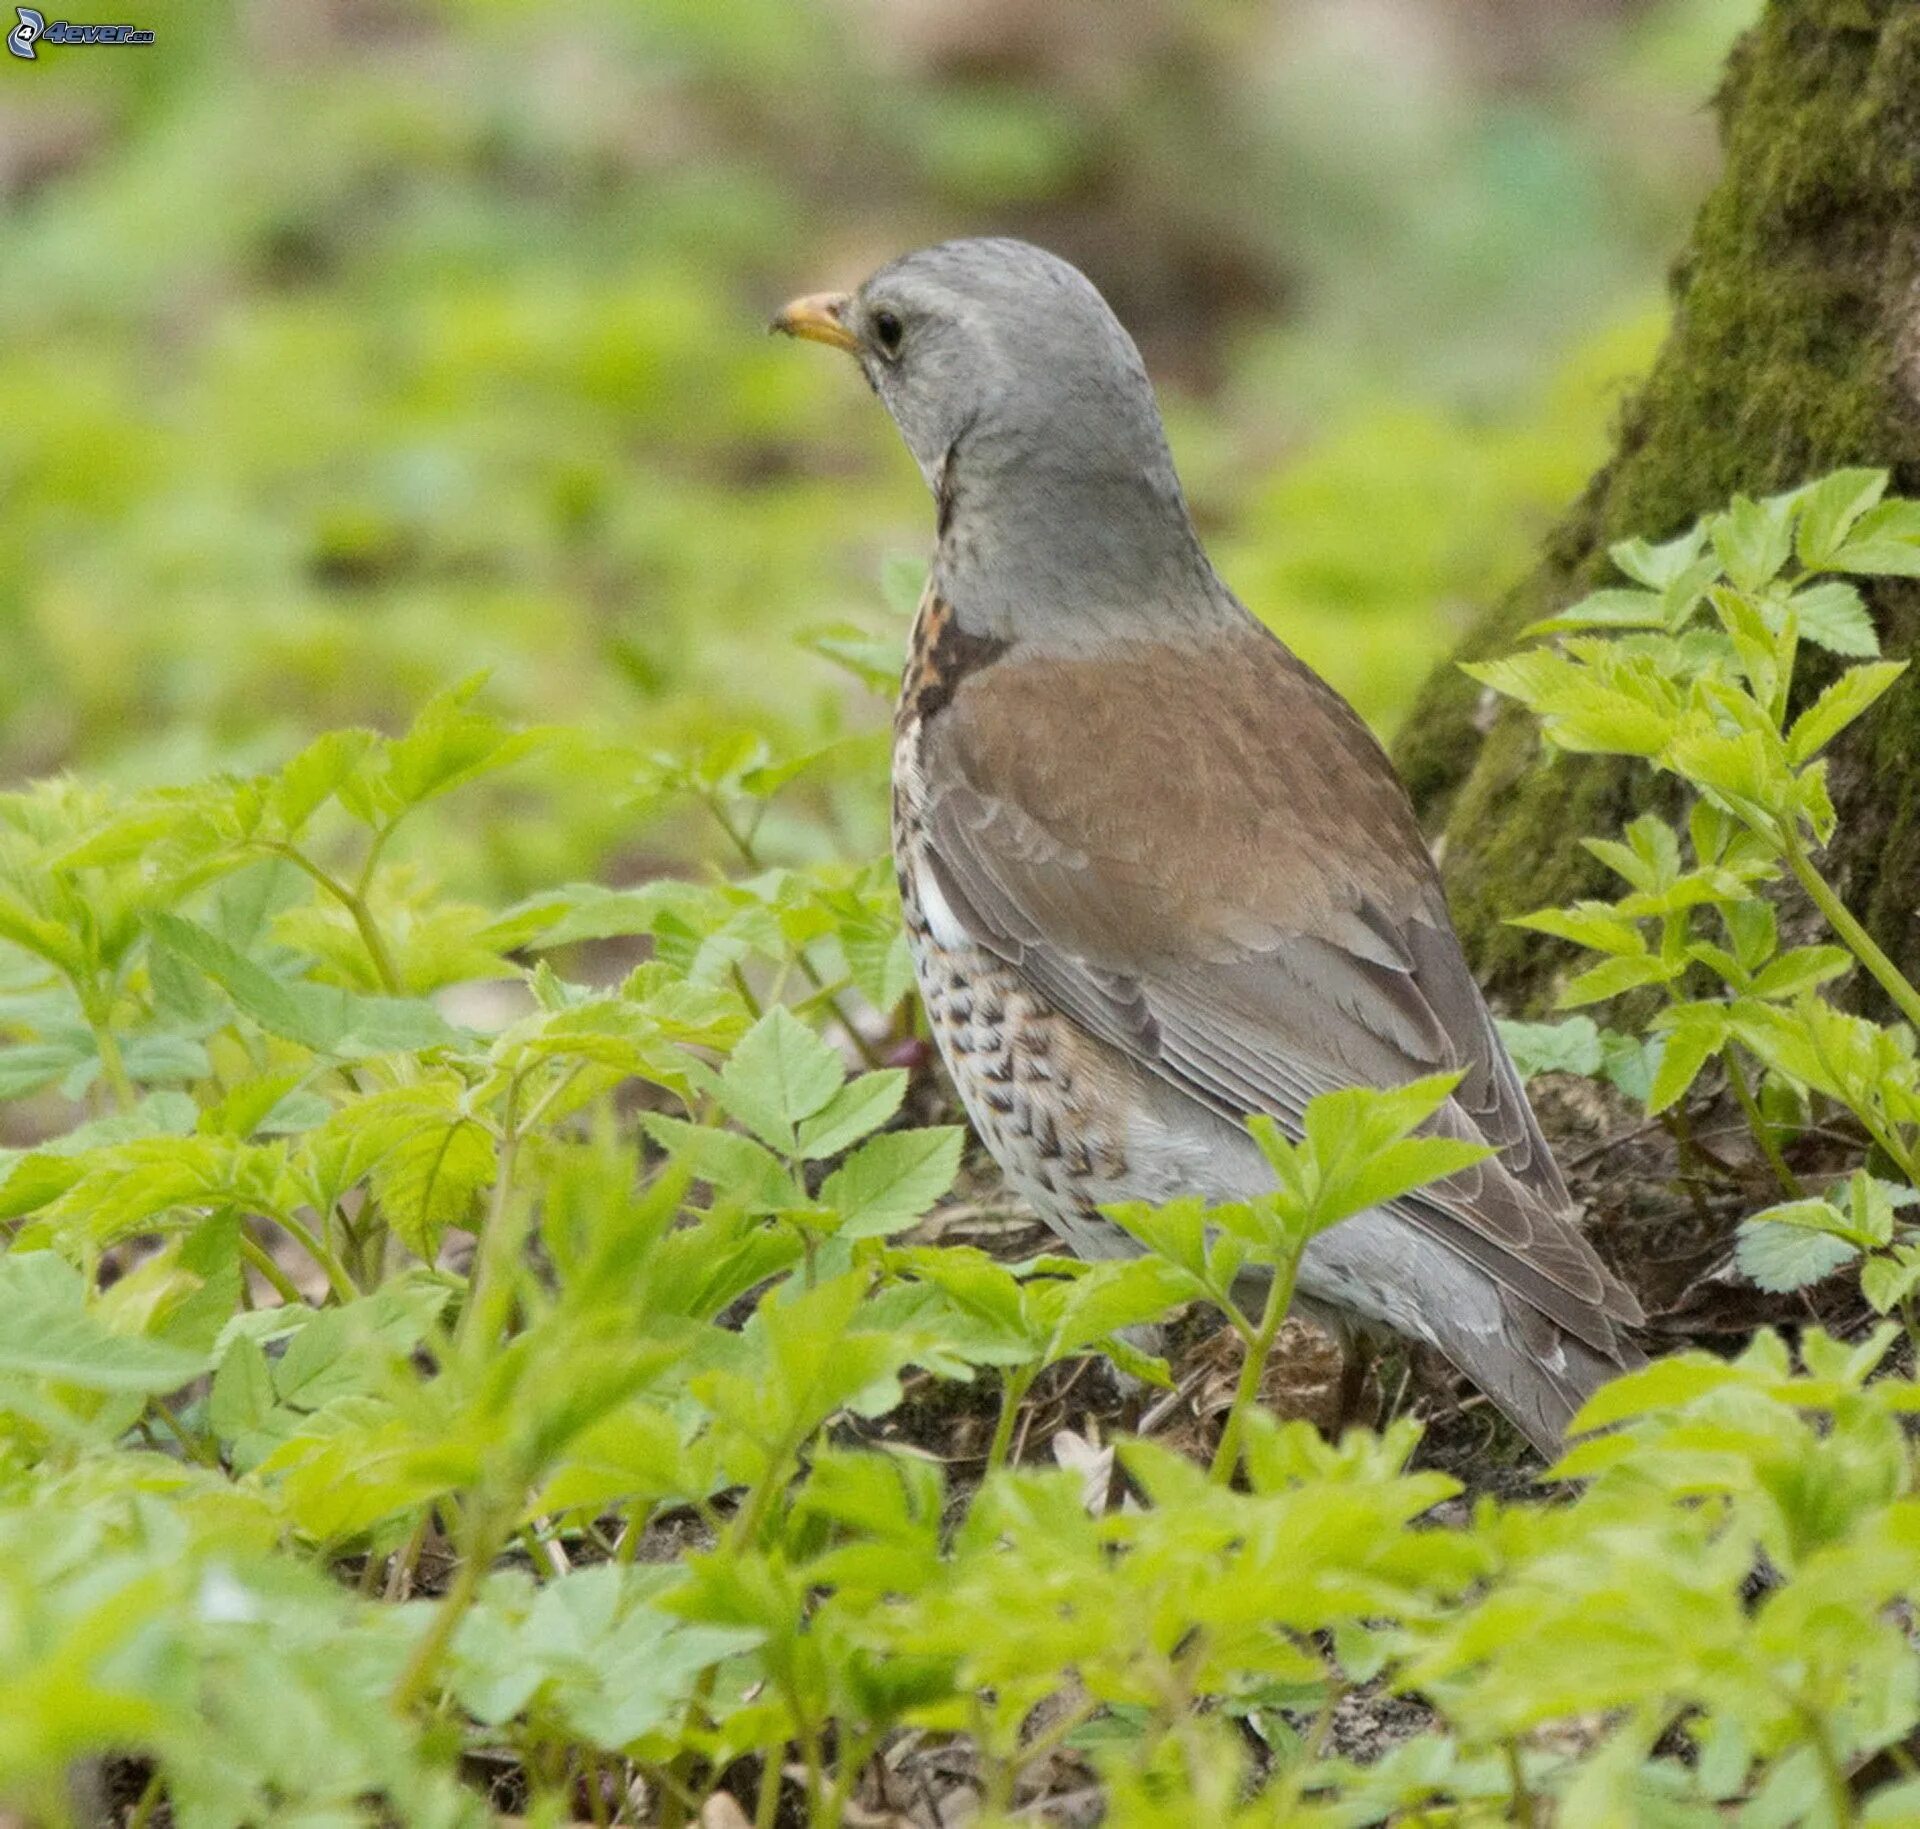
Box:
[773,238,1219,644]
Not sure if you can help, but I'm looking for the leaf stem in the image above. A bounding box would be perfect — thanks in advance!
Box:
[264,1205,359,1304]
[126,1769,164,1829]
[267,842,405,995]
[237,1233,306,1307]
[388,1502,509,1715]
[1209,1248,1300,1484]
[457,1076,526,1367]
[1782,826,1920,1033]
[90,1013,137,1114]
[985,1363,1038,1475]
[1723,1045,1804,1198]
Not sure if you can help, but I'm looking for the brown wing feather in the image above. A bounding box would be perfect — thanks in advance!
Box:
[919,622,1642,1343]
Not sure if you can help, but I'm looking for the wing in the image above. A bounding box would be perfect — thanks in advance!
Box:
[918,619,1642,1346]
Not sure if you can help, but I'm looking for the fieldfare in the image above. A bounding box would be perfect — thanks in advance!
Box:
[774,238,1643,1454]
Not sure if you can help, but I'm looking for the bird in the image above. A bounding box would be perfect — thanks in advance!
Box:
[772,237,1643,1455]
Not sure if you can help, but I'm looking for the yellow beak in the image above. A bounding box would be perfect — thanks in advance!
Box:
[771,291,859,353]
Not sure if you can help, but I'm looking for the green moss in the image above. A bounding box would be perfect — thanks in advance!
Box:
[1395,0,1920,1007]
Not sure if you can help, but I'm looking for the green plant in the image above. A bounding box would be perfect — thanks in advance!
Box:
[6,477,1920,1825]
[1471,470,1920,1278]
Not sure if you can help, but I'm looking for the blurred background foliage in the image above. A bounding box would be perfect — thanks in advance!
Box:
[0,0,1761,894]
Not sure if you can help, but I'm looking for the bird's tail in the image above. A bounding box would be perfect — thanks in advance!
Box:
[1440,1297,1646,1460]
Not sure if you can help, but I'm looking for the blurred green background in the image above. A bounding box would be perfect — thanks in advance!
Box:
[0,0,1759,892]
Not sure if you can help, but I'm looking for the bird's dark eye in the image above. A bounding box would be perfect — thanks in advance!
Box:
[871,308,904,356]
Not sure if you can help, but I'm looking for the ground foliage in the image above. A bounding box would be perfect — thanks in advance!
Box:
[1,476,1919,1826]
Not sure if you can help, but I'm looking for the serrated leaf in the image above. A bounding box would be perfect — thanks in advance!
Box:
[1496,1017,1603,1082]
[1711,493,1795,594]
[1557,954,1680,1007]
[1747,946,1853,1000]
[715,1006,845,1151]
[820,1127,963,1237]
[1609,523,1710,590]
[794,1071,906,1159]
[1735,1217,1858,1293]
[1829,499,1920,576]
[149,914,458,1057]
[1645,1016,1723,1114]
[0,1252,208,1393]
[1508,903,1647,957]
[1785,661,1907,765]
[641,1113,795,1211]
[1862,1250,1920,1316]
[1522,590,1667,638]
[209,1333,276,1440]
[1788,580,1879,657]
[1795,468,1888,567]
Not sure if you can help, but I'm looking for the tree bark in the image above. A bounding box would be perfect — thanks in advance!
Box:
[1395,0,1920,1007]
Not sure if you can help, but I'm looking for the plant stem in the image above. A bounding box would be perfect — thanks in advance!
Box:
[458,1079,526,1367]
[90,1013,137,1114]
[756,1744,783,1829]
[148,1395,216,1466]
[1723,1046,1805,1198]
[389,1502,509,1714]
[985,1364,1038,1475]
[268,842,405,995]
[1782,826,1920,1033]
[126,1769,164,1829]
[1209,1250,1301,1484]
[1899,1295,1920,1369]
[1505,1741,1537,1828]
[265,1205,359,1303]
[238,1233,307,1307]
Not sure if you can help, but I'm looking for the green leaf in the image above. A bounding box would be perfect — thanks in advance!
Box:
[149,914,459,1058]
[1496,1017,1603,1082]
[819,1127,964,1237]
[1829,499,1920,577]
[1862,1249,1920,1316]
[1645,1015,1724,1114]
[1609,523,1710,591]
[1710,493,1796,594]
[1598,1031,1661,1104]
[367,1101,496,1259]
[373,676,546,816]
[794,1070,907,1160]
[1795,468,1888,567]
[1521,590,1667,638]
[1557,954,1680,1008]
[1508,903,1647,957]
[1785,661,1907,765]
[1735,1217,1859,1293]
[0,1042,85,1100]
[715,1005,846,1151]
[880,554,929,618]
[210,1334,276,1440]
[1747,946,1853,1001]
[0,1252,208,1393]
[1788,580,1879,657]
[800,622,906,696]
[641,1114,796,1212]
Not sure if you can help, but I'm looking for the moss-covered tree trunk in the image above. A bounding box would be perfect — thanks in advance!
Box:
[1396,0,1920,1006]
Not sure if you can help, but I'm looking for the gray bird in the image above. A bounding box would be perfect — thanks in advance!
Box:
[774,237,1643,1454]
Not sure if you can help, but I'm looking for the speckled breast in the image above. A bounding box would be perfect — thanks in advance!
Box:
[891,589,1131,1254]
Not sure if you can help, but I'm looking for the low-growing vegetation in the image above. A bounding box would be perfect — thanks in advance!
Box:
[1,474,1918,1826]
